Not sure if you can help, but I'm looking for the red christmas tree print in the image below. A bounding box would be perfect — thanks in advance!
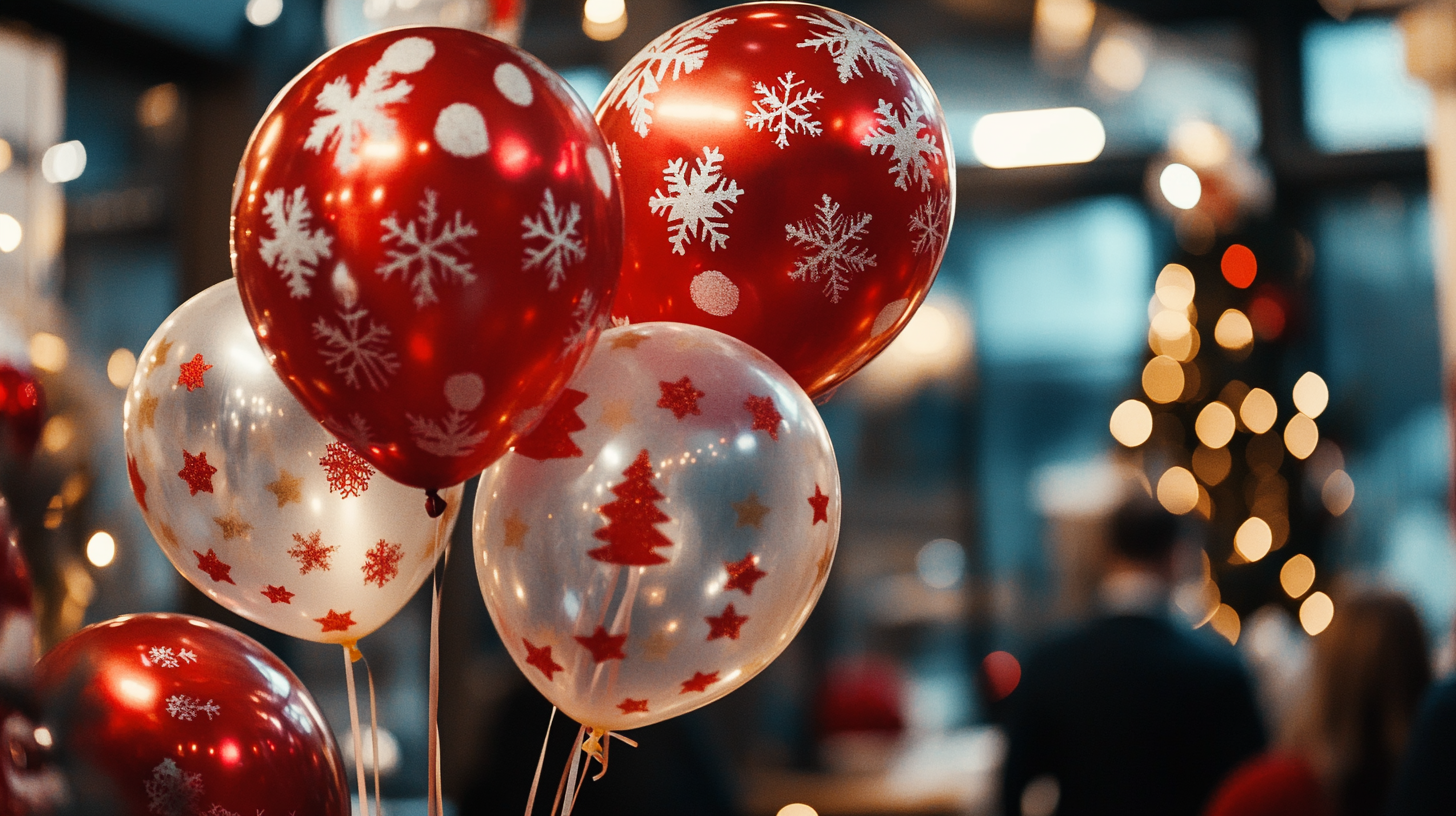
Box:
[657,376,705,419]
[680,671,719,694]
[522,638,563,680]
[261,585,295,604]
[705,604,749,641]
[808,484,829,525]
[744,395,783,440]
[288,530,338,575]
[315,609,356,633]
[177,450,217,495]
[177,353,212,391]
[193,549,235,585]
[318,442,375,498]
[127,455,148,512]
[587,449,673,566]
[617,698,649,714]
[361,539,403,588]
[724,554,767,595]
[574,626,628,663]
[514,388,587,460]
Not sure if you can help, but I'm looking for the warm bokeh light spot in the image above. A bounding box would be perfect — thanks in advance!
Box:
[1292,372,1329,418]
[41,415,74,454]
[1214,309,1254,351]
[1151,310,1192,340]
[107,348,137,389]
[1159,163,1201,209]
[777,805,818,816]
[1301,591,1334,636]
[1239,388,1277,434]
[1192,444,1232,485]
[1284,413,1319,460]
[86,531,115,567]
[1157,467,1199,515]
[1322,470,1355,516]
[1109,399,1153,447]
[1234,517,1272,562]
[1142,356,1184,404]
[1156,263,1196,309]
[30,331,68,372]
[1280,554,1316,599]
[1248,293,1285,340]
[1221,244,1257,288]
[1195,402,1235,449]
[1209,603,1241,645]
[982,651,1022,701]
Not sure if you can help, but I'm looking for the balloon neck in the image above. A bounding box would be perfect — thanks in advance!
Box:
[425,489,446,518]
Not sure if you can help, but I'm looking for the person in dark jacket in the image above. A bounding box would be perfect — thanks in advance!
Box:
[1385,672,1456,814]
[1000,495,1266,816]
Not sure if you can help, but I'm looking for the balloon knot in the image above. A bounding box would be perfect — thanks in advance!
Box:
[425,488,446,518]
[345,641,362,662]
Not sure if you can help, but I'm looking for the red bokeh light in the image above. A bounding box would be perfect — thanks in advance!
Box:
[1248,290,1287,341]
[1222,244,1257,289]
[982,650,1022,702]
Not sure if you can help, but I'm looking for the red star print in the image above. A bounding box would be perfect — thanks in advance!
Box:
[176,353,212,391]
[680,670,719,694]
[705,604,749,641]
[724,554,767,595]
[808,484,829,525]
[177,449,217,495]
[261,585,295,604]
[315,609,356,633]
[657,376,705,420]
[574,626,628,663]
[127,455,148,512]
[744,395,783,441]
[523,638,564,680]
[617,698,649,714]
[193,549,235,585]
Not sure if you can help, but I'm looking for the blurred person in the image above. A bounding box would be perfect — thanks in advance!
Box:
[1205,591,1429,816]
[1384,612,1456,815]
[1000,496,1265,816]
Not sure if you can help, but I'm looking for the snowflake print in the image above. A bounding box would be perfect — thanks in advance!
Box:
[305,36,436,172]
[377,189,479,308]
[362,539,403,588]
[910,191,949,255]
[798,10,899,85]
[312,307,399,391]
[649,146,744,255]
[200,807,239,816]
[318,441,375,498]
[407,410,487,458]
[785,194,877,303]
[609,142,621,169]
[145,758,203,816]
[744,72,823,149]
[563,290,598,349]
[166,694,220,722]
[341,413,375,449]
[862,97,943,192]
[179,649,197,664]
[521,188,585,291]
[148,647,179,668]
[289,530,338,575]
[599,15,736,138]
[259,187,333,298]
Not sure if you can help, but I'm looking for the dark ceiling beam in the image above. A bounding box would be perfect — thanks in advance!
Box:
[0,0,235,79]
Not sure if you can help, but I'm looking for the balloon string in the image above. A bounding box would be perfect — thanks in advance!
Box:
[427,553,444,816]
[524,706,557,816]
[364,656,382,816]
[551,724,586,816]
[343,643,369,816]
[561,725,588,816]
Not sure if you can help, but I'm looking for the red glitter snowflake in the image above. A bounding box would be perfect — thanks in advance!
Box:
[193,549,235,585]
[744,395,783,440]
[657,376,705,420]
[127,455,148,512]
[176,353,213,391]
[177,449,217,496]
[514,388,587,460]
[315,609,356,633]
[361,539,403,588]
[574,626,628,663]
[261,585,294,604]
[705,604,749,641]
[523,638,563,680]
[318,442,374,498]
[808,484,830,525]
[724,554,767,595]
[617,698,649,714]
[288,530,338,575]
[680,671,719,694]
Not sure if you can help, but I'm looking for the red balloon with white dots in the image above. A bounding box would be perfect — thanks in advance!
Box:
[34,613,348,816]
[596,2,955,398]
[232,27,623,492]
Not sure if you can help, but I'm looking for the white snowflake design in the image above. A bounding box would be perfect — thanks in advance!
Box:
[178,649,197,664]
[745,72,823,149]
[343,413,375,447]
[564,290,598,348]
[408,411,488,459]
[259,187,333,299]
[521,189,585,291]
[862,97,943,193]
[649,146,744,255]
[148,646,179,668]
[377,189,479,308]
[798,10,899,85]
[305,36,435,172]
[609,142,622,169]
[145,758,202,816]
[200,807,239,816]
[785,194,877,303]
[599,16,736,138]
[312,308,399,390]
[166,694,221,722]
[910,192,949,256]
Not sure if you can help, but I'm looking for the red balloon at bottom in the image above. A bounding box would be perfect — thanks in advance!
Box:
[35,613,348,816]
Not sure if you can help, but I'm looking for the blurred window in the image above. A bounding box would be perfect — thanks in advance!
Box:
[1303,17,1431,153]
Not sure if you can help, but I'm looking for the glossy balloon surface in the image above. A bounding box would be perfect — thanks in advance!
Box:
[123,280,460,644]
[0,495,32,684]
[474,323,840,731]
[0,364,43,462]
[597,3,954,397]
[233,26,623,489]
[35,613,348,816]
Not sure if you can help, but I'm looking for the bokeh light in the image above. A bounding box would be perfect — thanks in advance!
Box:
[1239,388,1277,434]
[1214,309,1254,350]
[107,348,137,389]
[1142,356,1184,404]
[1210,604,1241,644]
[1221,244,1257,288]
[86,531,116,568]
[1322,470,1355,516]
[971,107,1106,168]
[1157,467,1199,515]
[916,539,965,589]
[1192,444,1232,485]
[41,140,86,183]
[1155,263,1195,309]
[1284,413,1319,459]
[1234,517,1272,562]
[40,416,74,454]
[1151,310,1192,340]
[245,0,283,26]
[1280,554,1316,598]
[777,806,818,816]
[1109,399,1153,447]
[1091,30,1146,91]
[1195,401,1235,448]
[1159,163,1202,209]
[1292,371,1329,418]
[1169,120,1232,168]
[1300,591,1334,636]
[982,651,1022,702]
[29,332,68,372]
[0,214,20,253]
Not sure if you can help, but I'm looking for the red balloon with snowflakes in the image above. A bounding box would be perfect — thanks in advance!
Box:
[232,27,623,491]
[123,281,461,644]
[596,3,954,398]
[34,613,348,816]
[473,323,840,730]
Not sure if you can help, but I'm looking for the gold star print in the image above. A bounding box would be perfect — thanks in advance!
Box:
[137,391,160,430]
[816,542,835,583]
[598,399,636,433]
[642,629,677,663]
[146,338,173,376]
[265,469,304,507]
[155,521,178,550]
[673,334,720,352]
[732,493,771,528]
[212,508,253,541]
[502,511,529,549]
[610,331,650,350]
